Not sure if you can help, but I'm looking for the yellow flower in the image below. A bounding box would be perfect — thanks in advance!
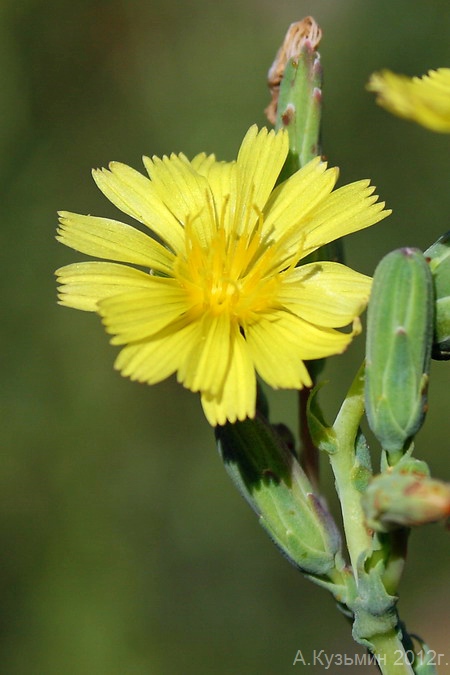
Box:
[368,68,450,133]
[56,125,390,425]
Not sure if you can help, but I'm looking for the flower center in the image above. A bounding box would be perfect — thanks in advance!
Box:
[174,216,283,325]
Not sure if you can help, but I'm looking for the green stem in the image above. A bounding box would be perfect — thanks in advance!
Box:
[329,449,371,575]
[329,368,417,673]
[370,631,415,675]
[329,368,371,573]
[298,385,319,487]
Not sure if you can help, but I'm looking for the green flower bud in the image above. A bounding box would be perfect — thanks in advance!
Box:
[266,17,322,173]
[424,231,450,360]
[265,18,343,268]
[362,459,450,532]
[365,248,433,455]
[216,415,342,577]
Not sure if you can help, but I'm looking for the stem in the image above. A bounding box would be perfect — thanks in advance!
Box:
[370,630,415,675]
[298,385,319,487]
[329,368,371,573]
[328,447,371,574]
[328,368,417,673]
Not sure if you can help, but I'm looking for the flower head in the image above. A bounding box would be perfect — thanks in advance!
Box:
[56,125,390,425]
[368,68,450,133]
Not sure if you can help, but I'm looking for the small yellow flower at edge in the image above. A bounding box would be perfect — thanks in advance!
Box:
[56,125,390,426]
[368,68,450,133]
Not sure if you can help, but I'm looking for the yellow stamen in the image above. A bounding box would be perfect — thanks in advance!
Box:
[175,206,282,323]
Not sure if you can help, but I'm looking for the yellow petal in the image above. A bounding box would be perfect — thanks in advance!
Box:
[177,313,231,395]
[302,181,391,254]
[201,328,256,425]
[143,153,215,247]
[186,154,236,230]
[205,163,235,226]
[368,68,450,133]
[92,162,185,252]
[57,212,175,273]
[263,157,337,239]
[279,262,372,327]
[190,152,217,174]
[231,126,288,234]
[99,280,188,344]
[245,315,313,389]
[281,312,355,359]
[246,311,355,388]
[55,261,155,311]
[114,319,197,385]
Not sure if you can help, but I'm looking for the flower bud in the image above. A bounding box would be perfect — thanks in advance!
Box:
[362,460,450,532]
[216,416,341,576]
[424,231,450,360]
[365,248,433,454]
[266,17,322,172]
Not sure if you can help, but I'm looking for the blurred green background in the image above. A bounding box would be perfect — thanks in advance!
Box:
[2,0,450,673]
